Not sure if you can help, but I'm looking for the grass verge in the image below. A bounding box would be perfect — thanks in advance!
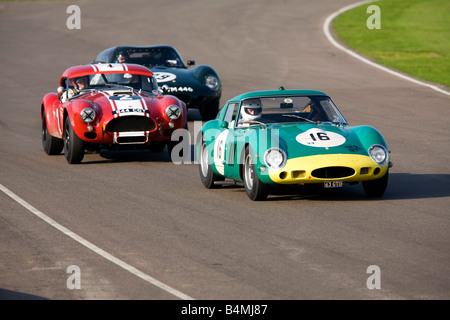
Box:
[333,0,450,87]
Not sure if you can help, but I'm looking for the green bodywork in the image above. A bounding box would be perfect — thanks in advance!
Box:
[199,89,389,185]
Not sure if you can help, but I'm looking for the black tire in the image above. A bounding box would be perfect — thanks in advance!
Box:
[243,145,268,201]
[362,170,389,197]
[64,116,84,164]
[199,99,219,121]
[42,113,63,155]
[199,140,222,189]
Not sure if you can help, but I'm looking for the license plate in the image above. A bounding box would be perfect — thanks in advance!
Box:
[324,181,343,188]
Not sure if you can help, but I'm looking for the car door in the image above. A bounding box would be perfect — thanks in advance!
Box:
[212,102,238,176]
[221,102,244,180]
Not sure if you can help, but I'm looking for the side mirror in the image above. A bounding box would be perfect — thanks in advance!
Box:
[187,60,195,66]
[57,86,65,96]
[220,121,229,129]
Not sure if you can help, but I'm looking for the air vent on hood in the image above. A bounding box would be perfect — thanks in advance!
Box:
[106,116,156,132]
[113,91,133,96]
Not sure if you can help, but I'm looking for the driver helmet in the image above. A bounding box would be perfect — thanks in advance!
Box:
[241,98,262,121]
[117,51,129,62]
[75,76,88,89]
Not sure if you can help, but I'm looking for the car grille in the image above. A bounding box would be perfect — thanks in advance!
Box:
[116,136,148,144]
[106,116,156,132]
[311,166,355,179]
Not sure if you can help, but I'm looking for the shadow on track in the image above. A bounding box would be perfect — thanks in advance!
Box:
[0,288,48,300]
[216,173,450,201]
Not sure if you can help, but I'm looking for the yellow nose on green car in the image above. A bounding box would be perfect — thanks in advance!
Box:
[198,88,392,201]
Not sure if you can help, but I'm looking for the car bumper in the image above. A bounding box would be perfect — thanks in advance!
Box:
[75,121,183,145]
[264,153,389,184]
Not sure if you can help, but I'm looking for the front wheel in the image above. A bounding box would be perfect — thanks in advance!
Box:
[64,116,84,164]
[362,171,389,197]
[243,145,268,201]
[199,141,222,188]
[42,113,63,155]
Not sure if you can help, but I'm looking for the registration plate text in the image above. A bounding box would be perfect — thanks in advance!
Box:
[324,181,343,188]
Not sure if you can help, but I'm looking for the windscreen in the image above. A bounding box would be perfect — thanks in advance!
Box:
[69,73,158,93]
[236,95,347,127]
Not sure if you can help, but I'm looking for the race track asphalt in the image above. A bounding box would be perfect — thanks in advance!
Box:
[0,0,449,300]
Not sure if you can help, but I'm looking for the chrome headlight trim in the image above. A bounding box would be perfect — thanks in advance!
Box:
[80,108,95,123]
[264,148,287,170]
[205,75,219,90]
[368,144,389,166]
[165,105,182,120]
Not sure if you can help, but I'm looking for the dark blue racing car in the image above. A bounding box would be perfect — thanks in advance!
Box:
[93,45,222,120]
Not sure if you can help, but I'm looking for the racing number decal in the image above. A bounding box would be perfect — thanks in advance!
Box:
[296,128,346,147]
[213,130,229,175]
[309,132,330,141]
[161,85,194,93]
[153,72,177,83]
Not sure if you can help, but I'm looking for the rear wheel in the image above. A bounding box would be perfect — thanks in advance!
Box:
[362,171,389,197]
[243,145,268,201]
[64,116,84,164]
[41,113,63,155]
[199,140,222,188]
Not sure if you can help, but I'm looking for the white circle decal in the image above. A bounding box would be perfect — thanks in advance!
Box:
[213,130,229,175]
[153,72,177,83]
[296,128,346,147]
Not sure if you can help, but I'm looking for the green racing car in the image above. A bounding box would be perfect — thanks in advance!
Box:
[197,87,392,201]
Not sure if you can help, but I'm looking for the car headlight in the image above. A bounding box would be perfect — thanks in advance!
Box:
[205,75,219,90]
[165,105,182,120]
[368,144,389,166]
[264,148,287,170]
[80,108,95,123]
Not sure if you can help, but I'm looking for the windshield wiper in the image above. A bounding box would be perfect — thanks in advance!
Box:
[281,114,316,124]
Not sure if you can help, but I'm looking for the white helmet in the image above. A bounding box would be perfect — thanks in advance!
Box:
[241,99,262,121]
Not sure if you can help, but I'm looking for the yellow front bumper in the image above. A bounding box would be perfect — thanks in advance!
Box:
[268,154,388,184]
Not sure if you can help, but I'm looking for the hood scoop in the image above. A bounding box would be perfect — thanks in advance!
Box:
[113,91,133,96]
[108,91,142,101]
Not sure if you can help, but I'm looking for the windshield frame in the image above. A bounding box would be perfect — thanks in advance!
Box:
[66,72,159,97]
[234,95,348,129]
[113,47,186,69]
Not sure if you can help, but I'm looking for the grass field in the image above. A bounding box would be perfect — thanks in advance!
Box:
[333,0,450,88]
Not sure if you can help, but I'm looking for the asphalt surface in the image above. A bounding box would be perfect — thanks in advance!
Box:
[0,0,449,300]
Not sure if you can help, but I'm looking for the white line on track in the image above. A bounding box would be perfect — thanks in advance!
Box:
[0,183,194,300]
[323,0,450,97]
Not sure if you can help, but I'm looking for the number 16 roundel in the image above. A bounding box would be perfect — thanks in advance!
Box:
[296,128,346,148]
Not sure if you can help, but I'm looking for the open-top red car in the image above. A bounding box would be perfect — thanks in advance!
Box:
[41,63,187,163]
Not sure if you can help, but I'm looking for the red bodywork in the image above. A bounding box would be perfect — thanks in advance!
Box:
[41,63,187,151]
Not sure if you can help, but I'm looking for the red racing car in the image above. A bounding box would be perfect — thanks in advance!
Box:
[41,63,187,163]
